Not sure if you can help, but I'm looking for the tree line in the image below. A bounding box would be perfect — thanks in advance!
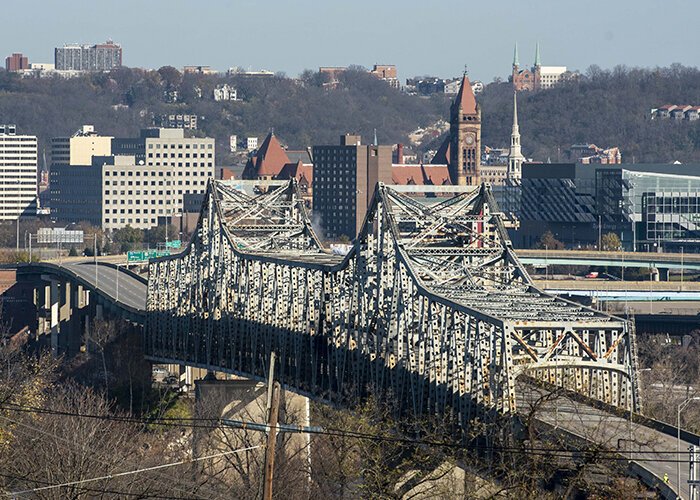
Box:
[0,66,448,167]
[479,64,700,164]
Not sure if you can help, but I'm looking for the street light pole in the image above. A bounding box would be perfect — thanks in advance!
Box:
[678,397,700,495]
[681,246,685,287]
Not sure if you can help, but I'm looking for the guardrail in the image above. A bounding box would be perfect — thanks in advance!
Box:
[517,248,700,264]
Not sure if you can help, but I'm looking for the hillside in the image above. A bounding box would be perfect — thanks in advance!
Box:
[3,64,700,165]
[478,64,700,163]
[0,67,448,165]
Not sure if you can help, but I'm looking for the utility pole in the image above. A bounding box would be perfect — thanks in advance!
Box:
[263,381,281,500]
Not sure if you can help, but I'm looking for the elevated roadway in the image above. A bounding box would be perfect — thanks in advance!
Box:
[520,384,697,499]
[16,259,147,315]
[517,249,700,272]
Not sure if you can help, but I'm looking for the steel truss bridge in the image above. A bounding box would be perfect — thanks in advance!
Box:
[146,179,643,430]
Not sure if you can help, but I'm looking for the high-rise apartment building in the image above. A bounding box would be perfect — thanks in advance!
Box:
[313,134,392,239]
[54,41,122,72]
[50,128,215,230]
[5,53,29,72]
[0,125,38,220]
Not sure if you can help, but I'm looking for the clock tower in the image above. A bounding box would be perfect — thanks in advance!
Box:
[449,75,481,186]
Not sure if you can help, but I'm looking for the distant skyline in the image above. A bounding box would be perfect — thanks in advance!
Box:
[1,0,698,82]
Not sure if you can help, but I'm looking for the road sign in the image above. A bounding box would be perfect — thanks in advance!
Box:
[165,240,181,249]
[37,228,84,244]
[127,251,146,262]
[127,250,171,262]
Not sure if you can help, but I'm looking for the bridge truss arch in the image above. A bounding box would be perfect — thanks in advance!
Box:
[146,179,642,431]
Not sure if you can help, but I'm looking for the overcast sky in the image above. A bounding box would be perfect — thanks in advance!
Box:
[2,0,697,82]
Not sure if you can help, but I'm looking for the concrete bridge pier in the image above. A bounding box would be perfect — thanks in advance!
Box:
[649,267,670,281]
[33,275,93,356]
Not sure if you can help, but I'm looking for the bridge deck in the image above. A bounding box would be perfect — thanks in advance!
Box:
[519,385,692,499]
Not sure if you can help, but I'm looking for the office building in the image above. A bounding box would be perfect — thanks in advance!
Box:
[49,162,103,225]
[50,128,215,230]
[504,162,700,251]
[313,134,392,239]
[5,53,29,72]
[54,41,122,72]
[51,125,113,166]
[0,125,38,220]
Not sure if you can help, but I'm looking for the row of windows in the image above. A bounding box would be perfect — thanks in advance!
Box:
[105,218,157,225]
[148,152,212,159]
[105,207,172,214]
[105,177,206,186]
[104,187,201,198]
[147,162,213,168]
[147,143,212,150]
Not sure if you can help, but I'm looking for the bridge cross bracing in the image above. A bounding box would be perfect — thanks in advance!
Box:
[146,179,642,431]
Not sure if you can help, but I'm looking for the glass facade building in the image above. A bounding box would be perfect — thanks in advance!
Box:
[504,163,700,251]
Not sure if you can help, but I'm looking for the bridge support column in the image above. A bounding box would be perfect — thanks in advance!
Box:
[659,268,670,281]
[47,279,60,354]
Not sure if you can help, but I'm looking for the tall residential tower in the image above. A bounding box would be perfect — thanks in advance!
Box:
[0,125,37,220]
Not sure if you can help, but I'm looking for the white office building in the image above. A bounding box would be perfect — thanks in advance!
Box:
[538,66,568,89]
[102,129,215,231]
[0,125,38,220]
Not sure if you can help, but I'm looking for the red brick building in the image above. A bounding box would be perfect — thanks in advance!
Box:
[5,53,29,72]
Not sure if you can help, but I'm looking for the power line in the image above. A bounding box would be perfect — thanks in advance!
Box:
[0,402,693,461]
[0,471,199,499]
[0,413,216,500]
[8,445,262,496]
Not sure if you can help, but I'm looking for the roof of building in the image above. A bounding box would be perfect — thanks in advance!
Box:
[392,164,451,186]
[431,136,451,166]
[286,149,313,164]
[242,132,291,179]
[277,160,313,185]
[454,75,478,115]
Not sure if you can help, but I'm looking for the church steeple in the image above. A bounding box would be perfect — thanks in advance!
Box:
[513,42,520,68]
[508,91,524,181]
[534,42,541,67]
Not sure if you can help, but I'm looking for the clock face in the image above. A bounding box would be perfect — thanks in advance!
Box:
[465,134,475,146]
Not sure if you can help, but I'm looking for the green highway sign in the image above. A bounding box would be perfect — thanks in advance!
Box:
[127,251,146,262]
[165,240,181,248]
[127,250,171,262]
